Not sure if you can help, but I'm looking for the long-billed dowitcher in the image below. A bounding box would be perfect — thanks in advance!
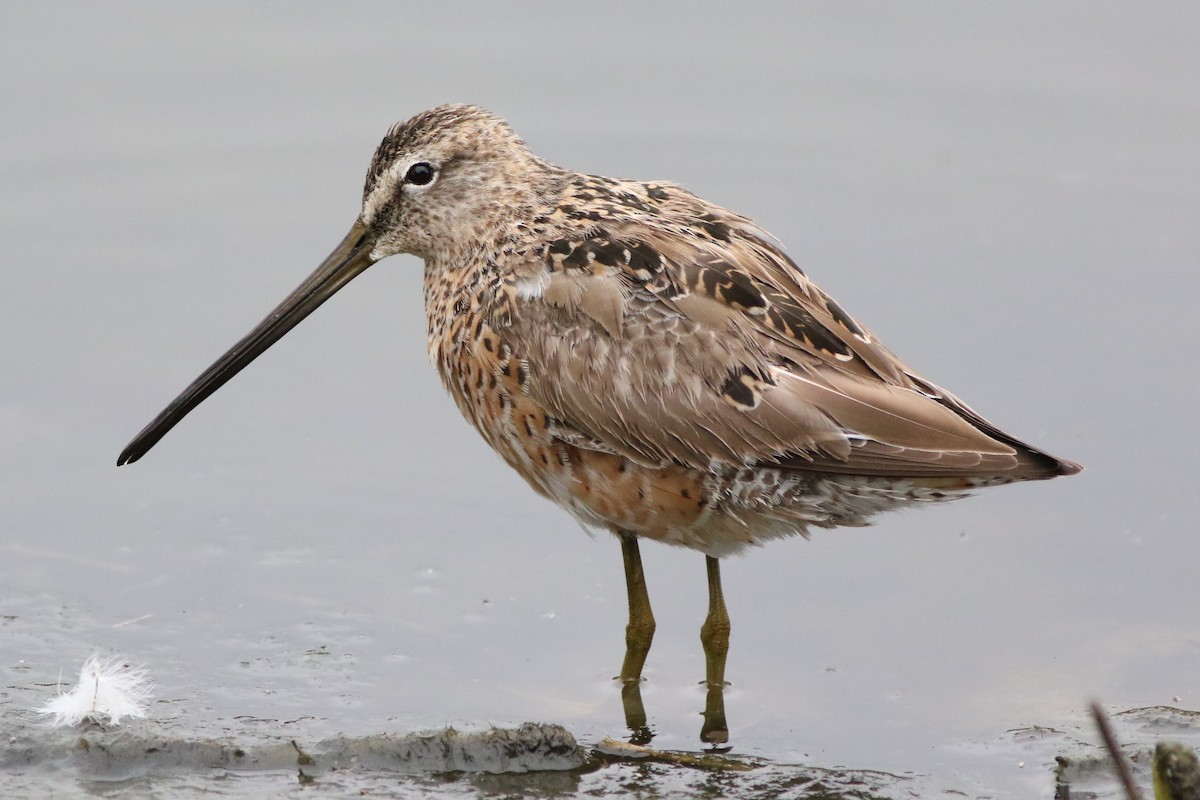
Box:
[119,104,1079,743]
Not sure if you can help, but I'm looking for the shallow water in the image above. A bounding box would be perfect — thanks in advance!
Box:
[2,2,1199,797]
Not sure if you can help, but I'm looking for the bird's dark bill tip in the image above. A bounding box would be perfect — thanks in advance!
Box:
[112,218,376,469]
[117,423,164,466]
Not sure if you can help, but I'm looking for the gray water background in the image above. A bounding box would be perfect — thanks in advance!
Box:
[2,2,1198,797]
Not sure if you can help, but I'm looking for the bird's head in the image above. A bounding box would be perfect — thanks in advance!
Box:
[359,104,546,262]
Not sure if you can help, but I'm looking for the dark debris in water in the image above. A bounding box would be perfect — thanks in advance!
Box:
[594,737,763,771]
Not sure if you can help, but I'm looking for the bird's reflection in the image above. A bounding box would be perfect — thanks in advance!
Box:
[616,644,732,750]
[620,679,654,746]
[700,682,730,747]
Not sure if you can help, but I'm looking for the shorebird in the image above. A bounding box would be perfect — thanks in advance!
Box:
[119,104,1079,743]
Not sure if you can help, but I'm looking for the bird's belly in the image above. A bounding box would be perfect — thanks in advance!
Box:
[439,362,717,539]
[431,320,980,556]
[446,373,980,556]
[482,421,982,556]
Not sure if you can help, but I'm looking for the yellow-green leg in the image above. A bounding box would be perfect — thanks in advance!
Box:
[617,530,656,683]
[700,556,730,686]
[616,530,656,744]
[699,555,731,745]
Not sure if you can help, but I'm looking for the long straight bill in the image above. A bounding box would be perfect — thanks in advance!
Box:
[117,220,376,466]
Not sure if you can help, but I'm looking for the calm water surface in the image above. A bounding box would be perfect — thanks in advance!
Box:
[2,3,1198,797]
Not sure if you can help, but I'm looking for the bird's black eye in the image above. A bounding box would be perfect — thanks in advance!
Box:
[405,162,435,186]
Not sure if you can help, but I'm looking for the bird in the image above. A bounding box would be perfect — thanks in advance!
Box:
[118,104,1080,743]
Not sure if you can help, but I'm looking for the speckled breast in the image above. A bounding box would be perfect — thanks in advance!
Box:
[422,263,731,545]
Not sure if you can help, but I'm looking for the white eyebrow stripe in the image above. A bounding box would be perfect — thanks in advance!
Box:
[362,164,404,225]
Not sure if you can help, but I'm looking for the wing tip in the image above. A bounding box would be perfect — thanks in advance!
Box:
[1051,457,1083,477]
[1014,447,1082,480]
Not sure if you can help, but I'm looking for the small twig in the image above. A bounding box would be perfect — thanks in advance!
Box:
[595,738,757,771]
[1090,701,1144,800]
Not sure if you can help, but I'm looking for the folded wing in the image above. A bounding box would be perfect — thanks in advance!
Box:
[502,181,1078,480]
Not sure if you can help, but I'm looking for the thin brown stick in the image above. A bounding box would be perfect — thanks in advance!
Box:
[1090,701,1143,800]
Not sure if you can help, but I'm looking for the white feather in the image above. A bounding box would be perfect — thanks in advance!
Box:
[37,654,152,726]
[515,268,551,300]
